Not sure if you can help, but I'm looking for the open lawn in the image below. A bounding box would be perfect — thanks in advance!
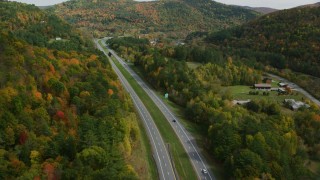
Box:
[225,85,306,104]
[271,80,280,87]
[186,62,202,69]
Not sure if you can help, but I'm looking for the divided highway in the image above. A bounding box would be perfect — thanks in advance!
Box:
[95,39,176,180]
[100,38,215,180]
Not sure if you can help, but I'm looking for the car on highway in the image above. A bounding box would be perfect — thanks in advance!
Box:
[172,119,176,122]
[201,169,208,174]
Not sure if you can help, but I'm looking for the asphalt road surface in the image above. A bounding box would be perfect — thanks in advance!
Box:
[267,73,320,106]
[101,38,215,180]
[95,39,176,180]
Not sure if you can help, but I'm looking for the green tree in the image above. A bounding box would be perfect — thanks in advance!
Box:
[48,78,65,95]
[231,149,263,179]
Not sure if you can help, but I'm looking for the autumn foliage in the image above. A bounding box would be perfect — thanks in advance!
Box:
[109,36,320,179]
[54,0,259,38]
[19,131,28,145]
[56,111,65,119]
[43,163,56,180]
[0,1,140,179]
[107,89,114,96]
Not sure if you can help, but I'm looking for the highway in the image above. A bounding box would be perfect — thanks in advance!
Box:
[95,39,176,180]
[101,38,215,180]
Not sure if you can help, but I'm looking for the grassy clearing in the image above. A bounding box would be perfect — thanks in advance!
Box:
[98,40,157,179]
[131,65,225,179]
[99,41,197,180]
[225,85,306,104]
[271,80,280,87]
[186,62,202,69]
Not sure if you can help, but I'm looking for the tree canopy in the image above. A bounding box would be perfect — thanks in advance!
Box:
[0,2,142,179]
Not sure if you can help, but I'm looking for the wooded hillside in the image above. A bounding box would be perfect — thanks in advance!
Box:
[54,0,259,38]
[207,6,320,78]
[0,2,144,179]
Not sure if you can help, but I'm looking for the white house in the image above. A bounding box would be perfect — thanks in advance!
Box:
[284,99,310,110]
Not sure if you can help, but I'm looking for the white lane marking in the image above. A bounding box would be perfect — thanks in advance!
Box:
[101,58,166,179]
[136,75,213,180]
[115,81,166,180]
[101,44,176,180]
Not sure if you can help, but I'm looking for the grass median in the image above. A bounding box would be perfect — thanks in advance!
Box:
[99,41,197,180]
[131,65,225,180]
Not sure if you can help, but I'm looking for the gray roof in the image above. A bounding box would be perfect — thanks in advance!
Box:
[254,84,271,88]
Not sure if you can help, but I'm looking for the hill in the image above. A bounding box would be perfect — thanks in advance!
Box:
[37,6,54,9]
[298,2,320,8]
[54,0,260,38]
[0,1,148,179]
[242,6,278,14]
[207,6,320,78]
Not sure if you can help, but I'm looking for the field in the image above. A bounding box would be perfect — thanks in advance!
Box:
[186,62,201,69]
[225,85,306,104]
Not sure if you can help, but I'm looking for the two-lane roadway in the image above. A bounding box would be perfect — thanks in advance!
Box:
[95,39,176,180]
[266,73,320,106]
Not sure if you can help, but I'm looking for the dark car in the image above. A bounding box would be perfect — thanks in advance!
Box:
[172,119,176,122]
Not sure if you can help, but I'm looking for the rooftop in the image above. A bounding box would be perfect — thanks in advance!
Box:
[284,99,310,110]
[254,84,271,88]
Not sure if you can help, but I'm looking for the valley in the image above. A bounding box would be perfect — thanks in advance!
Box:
[105,34,320,179]
[1,0,320,179]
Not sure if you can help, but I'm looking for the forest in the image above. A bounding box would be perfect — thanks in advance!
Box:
[54,0,259,38]
[206,6,320,79]
[108,37,320,179]
[2,0,320,179]
[0,2,145,179]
